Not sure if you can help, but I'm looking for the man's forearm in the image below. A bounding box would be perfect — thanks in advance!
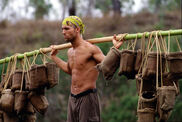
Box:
[51,56,71,74]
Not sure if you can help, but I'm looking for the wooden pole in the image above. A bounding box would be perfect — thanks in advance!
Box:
[0,29,182,64]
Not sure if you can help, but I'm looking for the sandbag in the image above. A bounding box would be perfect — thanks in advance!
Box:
[28,91,49,115]
[14,90,28,114]
[24,101,35,114]
[157,86,177,122]
[138,91,157,110]
[167,52,182,80]
[97,47,120,80]
[161,73,180,94]
[143,52,166,79]
[134,49,143,73]
[25,71,30,90]
[29,64,48,90]
[0,111,3,122]
[158,86,177,111]
[11,70,23,91]
[46,62,59,89]
[3,112,19,122]
[136,76,141,95]
[137,108,155,122]
[1,74,12,89]
[118,50,136,79]
[136,74,156,95]
[20,113,36,122]
[0,89,14,113]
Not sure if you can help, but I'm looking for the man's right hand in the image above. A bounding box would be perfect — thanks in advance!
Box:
[50,45,58,56]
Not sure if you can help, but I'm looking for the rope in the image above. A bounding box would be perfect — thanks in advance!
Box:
[175,37,182,52]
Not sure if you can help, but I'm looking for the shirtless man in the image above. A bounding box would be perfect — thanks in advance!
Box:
[50,16,123,122]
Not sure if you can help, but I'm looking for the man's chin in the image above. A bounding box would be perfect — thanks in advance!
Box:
[64,38,70,42]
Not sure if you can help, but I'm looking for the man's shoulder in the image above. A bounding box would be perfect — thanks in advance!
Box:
[83,41,102,54]
[84,40,98,49]
[67,47,73,55]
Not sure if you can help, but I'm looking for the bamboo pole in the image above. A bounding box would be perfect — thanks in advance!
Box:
[0,29,182,64]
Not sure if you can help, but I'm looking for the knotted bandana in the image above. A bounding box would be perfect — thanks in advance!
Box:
[62,16,85,34]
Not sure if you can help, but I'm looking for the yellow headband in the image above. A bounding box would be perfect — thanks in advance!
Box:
[62,16,85,34]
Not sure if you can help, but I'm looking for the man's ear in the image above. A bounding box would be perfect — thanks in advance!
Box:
[76,27,80,33]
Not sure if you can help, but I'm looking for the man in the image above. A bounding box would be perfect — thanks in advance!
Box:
[50,16,124,122]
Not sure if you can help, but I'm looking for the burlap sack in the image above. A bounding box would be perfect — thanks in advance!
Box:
[1,74,12,89]
[0,111,3,122]
[138,91,157,110]
[3,112,19,122]
[134,49,142,73]
[143,52,165,79]
[157,86,177,122]
[46,62,59,89]
[158,86,177,111]
[25,71,30,90]
[0,89,14,113]
[167,52,182,80]
[14,90,28,114]
[24,101,35,114]
[11,70,23,91]
[137,108,155,122]
[20,113,36,122]
[97,47,120,80]
[136,77,141,95]
[136,74,156,95]
[28,91,49,115]
[29,64,48,90]
[118,50,137,79]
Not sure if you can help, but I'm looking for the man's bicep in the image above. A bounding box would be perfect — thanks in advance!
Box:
[93,46,105,63]
[67,61,72,75]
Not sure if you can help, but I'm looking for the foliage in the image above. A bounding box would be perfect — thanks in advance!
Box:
[148,0,181,12]
[29,0,52,19]
[0,0,10,11]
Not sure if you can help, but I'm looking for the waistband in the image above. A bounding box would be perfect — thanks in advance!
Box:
[71,89,97,99]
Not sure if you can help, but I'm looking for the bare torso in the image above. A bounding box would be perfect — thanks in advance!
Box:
[68,41,100,94]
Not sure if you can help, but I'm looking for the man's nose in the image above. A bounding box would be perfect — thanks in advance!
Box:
[62,30,65,34]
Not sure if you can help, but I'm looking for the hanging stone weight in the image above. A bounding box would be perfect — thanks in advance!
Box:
[118,50,137,79]
[11,70,23,91]
[29,64,48,90]
[46,62,59,89]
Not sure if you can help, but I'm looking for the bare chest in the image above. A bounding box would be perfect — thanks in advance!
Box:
[68,49,93,69]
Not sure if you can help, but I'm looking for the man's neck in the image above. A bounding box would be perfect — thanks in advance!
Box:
[71,35,84,49]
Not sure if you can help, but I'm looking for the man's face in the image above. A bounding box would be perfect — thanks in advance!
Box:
[62,25,77,42]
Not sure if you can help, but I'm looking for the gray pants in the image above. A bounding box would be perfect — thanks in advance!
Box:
[67,89,101,122]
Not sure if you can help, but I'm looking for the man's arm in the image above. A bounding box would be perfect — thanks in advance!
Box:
[92,35,124,63]
[92,45,105,63]
[50,46,71,75]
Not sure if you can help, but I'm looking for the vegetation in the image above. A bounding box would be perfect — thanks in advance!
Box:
[0,0,181,122]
